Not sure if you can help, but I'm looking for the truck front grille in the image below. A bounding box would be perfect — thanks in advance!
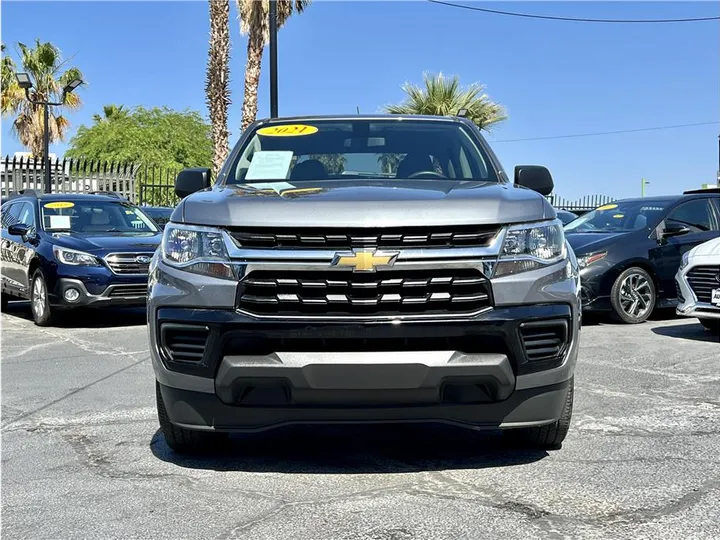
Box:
[104,252,154,275]
[228,226,500,250]
[687,266,720,303]
[237,269,492,317]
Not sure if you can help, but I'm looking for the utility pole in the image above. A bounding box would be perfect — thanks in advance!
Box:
[641,177,650,197]
[269,0,278,118]
[716,134,719,184]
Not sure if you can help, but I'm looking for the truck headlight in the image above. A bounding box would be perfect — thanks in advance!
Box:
[495,219,566,277]
[53,246,100,266]
[161,224,236,279]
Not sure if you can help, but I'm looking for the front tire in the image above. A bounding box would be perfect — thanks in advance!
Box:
[503,379,574,449]
[699,318,720,335]
[30,269,55,326]
[156,382,228,454]
[610,267,656,324]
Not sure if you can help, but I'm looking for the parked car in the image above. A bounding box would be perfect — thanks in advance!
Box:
[140,206,173,230]
[149,114,581,454]
[556,209,578,225]
[1,191,162,325]
[675,235,720,333]
[565,191,720,323]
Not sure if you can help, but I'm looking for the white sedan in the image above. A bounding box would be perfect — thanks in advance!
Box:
[676,235,720,333]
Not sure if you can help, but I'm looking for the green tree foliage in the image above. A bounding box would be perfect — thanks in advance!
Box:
[383,72,507,131]
[1,40,85,158]
[66,105,212,170]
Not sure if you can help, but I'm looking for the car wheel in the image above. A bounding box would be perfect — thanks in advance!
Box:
[699,319,720,335]
[156,381,228,454]
[30,269,55,326]
[1,293,9,311]
[503,378,574,450]
[610,267,656,324]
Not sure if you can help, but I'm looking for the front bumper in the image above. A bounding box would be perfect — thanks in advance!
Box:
[51,278,148,308]
[676,266,720,320]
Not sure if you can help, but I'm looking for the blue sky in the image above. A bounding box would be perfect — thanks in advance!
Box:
[1,1,718,200]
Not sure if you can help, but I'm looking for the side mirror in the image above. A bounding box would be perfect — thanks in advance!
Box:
[662,223,691,238]
[175,167,211,199]
[8,224,30,238]
[514,165,554,196]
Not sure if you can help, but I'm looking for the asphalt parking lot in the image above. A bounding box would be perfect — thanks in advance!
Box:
[1,303,719,540]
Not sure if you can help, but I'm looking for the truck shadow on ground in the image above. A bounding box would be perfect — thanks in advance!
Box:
[2,301,146,328]
[651,322,720,343]
[150,424,549,474]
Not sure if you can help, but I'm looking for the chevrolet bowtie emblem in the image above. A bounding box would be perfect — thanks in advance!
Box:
[332,250,399,272]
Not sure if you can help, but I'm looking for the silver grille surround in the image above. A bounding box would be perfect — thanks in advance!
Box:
[104,252,155,275]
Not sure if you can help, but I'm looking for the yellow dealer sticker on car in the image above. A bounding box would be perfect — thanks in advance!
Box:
[613,214,624,218]
[597,204,617,211]
[44,201,75,209]
[257,124,318,137]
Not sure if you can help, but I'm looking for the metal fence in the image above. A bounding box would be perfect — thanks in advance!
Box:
[549,193,615,214]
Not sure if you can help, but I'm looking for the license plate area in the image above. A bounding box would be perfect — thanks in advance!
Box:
[712,288,720,306]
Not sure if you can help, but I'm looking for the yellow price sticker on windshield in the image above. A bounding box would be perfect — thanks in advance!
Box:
[612,214,624,218]
[257,124,318,137]
[597,204,617,211]
[44,201,75,209]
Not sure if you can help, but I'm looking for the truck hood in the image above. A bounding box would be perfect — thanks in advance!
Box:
[49,232,162,253]
[179,180,552,228]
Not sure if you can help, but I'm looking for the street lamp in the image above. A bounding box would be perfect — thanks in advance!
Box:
[14,72,83,194]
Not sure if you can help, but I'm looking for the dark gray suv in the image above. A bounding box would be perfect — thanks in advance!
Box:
[148,115,581,454]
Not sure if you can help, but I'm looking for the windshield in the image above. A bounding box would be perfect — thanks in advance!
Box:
[41,200,159,234]
[226,119,499,185]
[564,200,671,233]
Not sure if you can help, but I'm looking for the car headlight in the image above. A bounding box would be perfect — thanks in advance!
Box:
[679,251,690,271]
[577,251,608,270]
[161,223,236,279]
[53,246,100,266]
[495,219,566,277]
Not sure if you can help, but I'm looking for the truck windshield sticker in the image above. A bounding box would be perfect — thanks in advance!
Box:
[257,124,318,137]
[245,151,294,181]
[597,204,617,211]
[44,201,74,209]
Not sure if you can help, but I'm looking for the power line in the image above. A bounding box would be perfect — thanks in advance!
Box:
[492,122,720,143]
[428,1,720,23]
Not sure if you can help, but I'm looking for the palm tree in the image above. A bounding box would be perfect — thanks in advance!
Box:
[383,72,507,131]
[92,104,127,123]
[206,0,231,175]
[1,40,84,158]
[236,0,311,131]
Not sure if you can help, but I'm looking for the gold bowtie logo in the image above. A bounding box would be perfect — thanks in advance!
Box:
[332,250,399,272]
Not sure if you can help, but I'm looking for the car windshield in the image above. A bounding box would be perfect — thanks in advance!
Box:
[564,200,672,233]
[225,119,500,186]
[41,200,159,234]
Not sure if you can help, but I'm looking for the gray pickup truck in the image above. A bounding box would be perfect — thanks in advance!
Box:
[148,114,581,454]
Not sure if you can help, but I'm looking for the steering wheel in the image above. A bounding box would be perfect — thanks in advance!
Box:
[407,170,446,179]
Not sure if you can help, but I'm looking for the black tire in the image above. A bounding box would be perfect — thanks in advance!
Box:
[30,269,55,326]
[1,293,9,311]
[699,318,720,335]
[156,381,228,454]
[504,379,574,450]
[610,267,656,324]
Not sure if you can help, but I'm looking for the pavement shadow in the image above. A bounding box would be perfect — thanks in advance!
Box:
[651,322,720,343]
[2,300,147,328]
[582,308,680,327]
[150,424,549,474]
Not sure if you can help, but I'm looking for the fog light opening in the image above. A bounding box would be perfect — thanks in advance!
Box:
[64,288,81,303]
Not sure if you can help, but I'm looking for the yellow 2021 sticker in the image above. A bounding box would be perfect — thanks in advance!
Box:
[597,204,617,211]
[44,201,75,209]
[257,124,318,137]
[612,214,624,219]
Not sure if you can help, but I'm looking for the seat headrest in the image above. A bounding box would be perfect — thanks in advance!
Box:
[396,153,434,178]
[290,159,328,180]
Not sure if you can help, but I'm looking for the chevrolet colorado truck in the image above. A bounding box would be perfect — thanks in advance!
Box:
[148,114,581,454]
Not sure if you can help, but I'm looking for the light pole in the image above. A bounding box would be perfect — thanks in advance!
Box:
[269,0,278,118]
[15,73,83,194]
[641,177,650,197]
